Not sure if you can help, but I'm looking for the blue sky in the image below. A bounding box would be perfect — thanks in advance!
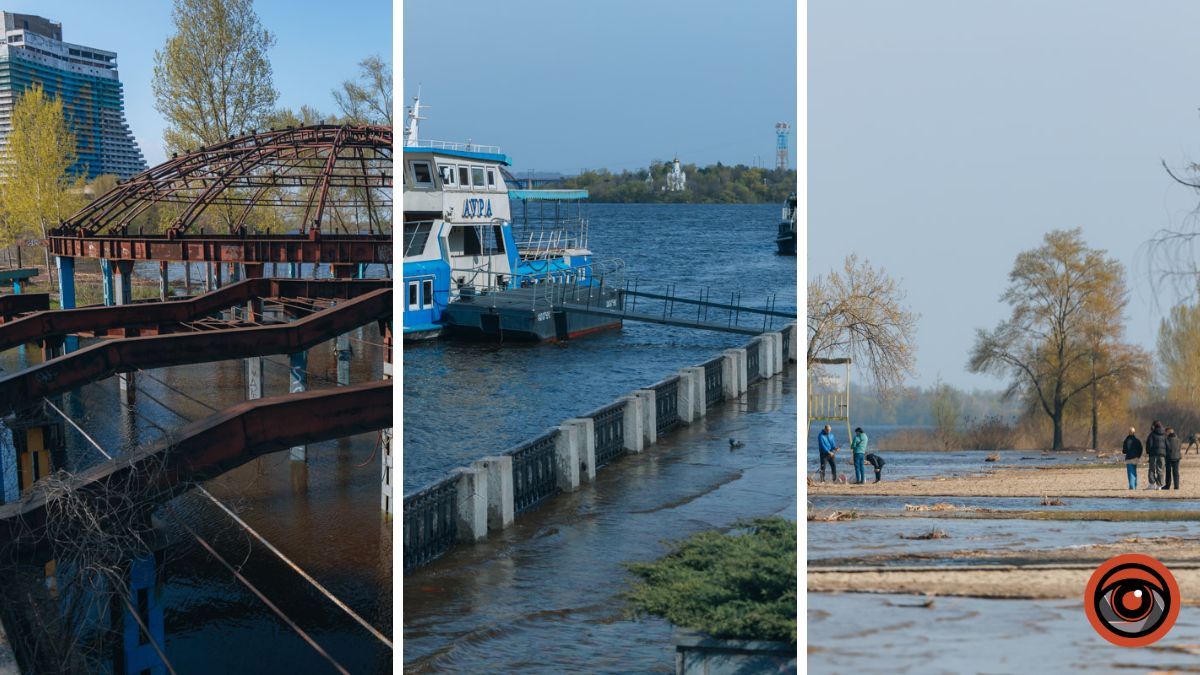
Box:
[5,0,392,166]
[810,0,1200,389]
[403,0,797,175]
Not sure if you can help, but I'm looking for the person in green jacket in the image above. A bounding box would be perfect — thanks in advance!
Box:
[851,427,869,484]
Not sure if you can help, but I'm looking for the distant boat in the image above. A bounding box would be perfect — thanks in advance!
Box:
[776,193,796,256]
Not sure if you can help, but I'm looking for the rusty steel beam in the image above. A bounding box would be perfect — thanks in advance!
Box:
[0,278,390,351]
[0,288,391,416]
[47,232,392,264]
[0,380,392,550]
[0,293,49,324]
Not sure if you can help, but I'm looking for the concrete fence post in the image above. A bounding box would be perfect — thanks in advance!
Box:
[765,333,782,377]
[721,350,739,400]
[676,370,696,425]
[724,348,748,396]
[636,388,657,447]
[786,321,798,363]
[567,418,596,482]
[555,424,581,491]
[472,456,513,531]
[683,366,707,418]
[622,395,644,454]
[454,466,488,543]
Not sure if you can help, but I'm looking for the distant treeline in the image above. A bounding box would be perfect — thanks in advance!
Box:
[557,161,796,204]
[850,383,1020,427]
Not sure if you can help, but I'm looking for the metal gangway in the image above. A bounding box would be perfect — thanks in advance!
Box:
[450,261,796,336]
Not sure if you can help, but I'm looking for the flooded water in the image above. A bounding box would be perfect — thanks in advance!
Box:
[403,203,797,491]
[404,370,797,672]
[809,592,1200,673]
[0,308,392,672]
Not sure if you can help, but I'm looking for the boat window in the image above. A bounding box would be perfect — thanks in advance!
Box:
[440,165,456,187]
[403,221,433,258]
[421,279,434,309]
[459,225,504,256]
[407,282,420,310]
[471,166,485,187]
[458,166,470,186]
[410,161,434,187]
[487,169,496,189]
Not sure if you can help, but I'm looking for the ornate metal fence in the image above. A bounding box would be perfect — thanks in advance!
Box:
[652,376,681,435]
[507,430,560,513]
[587,400,627,467]
[703,356,723,408]
[403,476,458,573]
[746,339,762,383]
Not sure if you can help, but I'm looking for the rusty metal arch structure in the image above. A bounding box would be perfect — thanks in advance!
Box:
[58,124,392,238]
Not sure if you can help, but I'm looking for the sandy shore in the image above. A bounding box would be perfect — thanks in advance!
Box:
[808,457,1200,498]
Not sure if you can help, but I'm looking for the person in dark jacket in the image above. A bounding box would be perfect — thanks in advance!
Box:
[865,453,886,483]
[1146,421,1167,489]
[1165,427,1183,490]
[1123,427,1143,490]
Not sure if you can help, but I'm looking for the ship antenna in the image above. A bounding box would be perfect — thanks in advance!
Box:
[405,84,425,147]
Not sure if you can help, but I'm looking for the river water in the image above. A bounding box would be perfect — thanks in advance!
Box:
[403,203,797,492]
[0,309,392,672]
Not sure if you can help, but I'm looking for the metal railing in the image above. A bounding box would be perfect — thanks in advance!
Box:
[506,430,560,513]
[586,400,627,467]
[652,375,681,435]
[447,259,627,310]
[407,139,501,154]
[403,476,459,572]
[747,339,762,383]
[703,356,724,408]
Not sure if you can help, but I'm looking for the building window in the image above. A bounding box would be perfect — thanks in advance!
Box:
[458,166,470,186]
[422,279,434,309]
[408,282,420,310]
[487,169,496,189]
[410,161,433,187]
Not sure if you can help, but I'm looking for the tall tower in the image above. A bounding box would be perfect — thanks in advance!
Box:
[775,122,790,171]
[0,12,147,179]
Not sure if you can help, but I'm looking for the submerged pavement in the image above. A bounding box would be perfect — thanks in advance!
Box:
[403,365,798,673]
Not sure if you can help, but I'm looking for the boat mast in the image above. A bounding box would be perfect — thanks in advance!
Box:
[405,86,424,147]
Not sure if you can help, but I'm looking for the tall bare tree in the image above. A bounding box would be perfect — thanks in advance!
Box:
[969,229,1149,449]
[807,254,917,395]
[333,55,393,126]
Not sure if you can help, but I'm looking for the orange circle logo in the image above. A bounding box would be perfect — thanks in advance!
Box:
[1084,554,1180,647]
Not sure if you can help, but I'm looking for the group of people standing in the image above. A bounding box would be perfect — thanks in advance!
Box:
[816,425,885,483]
[1123,421,1184,490]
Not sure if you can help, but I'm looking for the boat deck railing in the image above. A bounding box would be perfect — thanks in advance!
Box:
[406,139,501,154]
[448,258,626,308]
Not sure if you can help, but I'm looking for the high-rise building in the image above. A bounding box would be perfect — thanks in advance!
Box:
[0,12,147,180]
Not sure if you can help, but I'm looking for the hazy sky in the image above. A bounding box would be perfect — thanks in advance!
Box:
[3,0,392,166]
[810,0,1200,389]
[403,0,798,174]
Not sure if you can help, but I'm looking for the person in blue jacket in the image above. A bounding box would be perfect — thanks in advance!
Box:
[817,425,839,482]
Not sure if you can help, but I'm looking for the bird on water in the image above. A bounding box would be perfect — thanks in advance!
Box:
[729,439,745,449]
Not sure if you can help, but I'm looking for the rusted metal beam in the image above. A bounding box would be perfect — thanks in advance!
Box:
[0,278,390,352]
[0,380,392,550]
[0,293,49,324]
[0,288,391,415]
[46,232,392,264]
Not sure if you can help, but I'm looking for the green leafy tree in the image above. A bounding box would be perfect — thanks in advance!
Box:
[969,229,1149,449]
[930,377,961,450]
[0,84,85,289]
[1157,301,1200,404]
[333,56,393,126]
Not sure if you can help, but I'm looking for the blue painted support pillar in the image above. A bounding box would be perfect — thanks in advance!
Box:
[10,278,19,294]
[288,351,307,461]
[114,261,135,407]
[101,259,115,306]
[117,553,166,675]
[56,256,79,352]
[357,263,367,279]
[289,263,300,279]
[0,423,18,505]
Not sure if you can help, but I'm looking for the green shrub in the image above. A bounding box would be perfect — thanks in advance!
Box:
[625,517,796,644]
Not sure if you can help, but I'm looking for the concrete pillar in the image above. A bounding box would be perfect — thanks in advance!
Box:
[454,466,488,542]
[682,366,707,419]
[101,259,115,306]
[213,260,223,289]
[0,424,18,505]
[381,428,393,518]
[335,332,352,386]
[723,348,747,396]
[114,261,136,406]
[472,455,513,531]
[183,263,192,295]
[117,553,166,675]
[622,394,644,454]
[636,388,657,447]
[566,418,596,483]
[554,424,581,491]
[245,357,264,399]
[677,369,697,424]
[288,351,307,461]
[786,322,798,363]
[382,321,393,378]
[158,261,169,302]
[204,262,213,293]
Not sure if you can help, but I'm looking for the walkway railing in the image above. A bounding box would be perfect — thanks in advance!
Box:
[402,321,799,571]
